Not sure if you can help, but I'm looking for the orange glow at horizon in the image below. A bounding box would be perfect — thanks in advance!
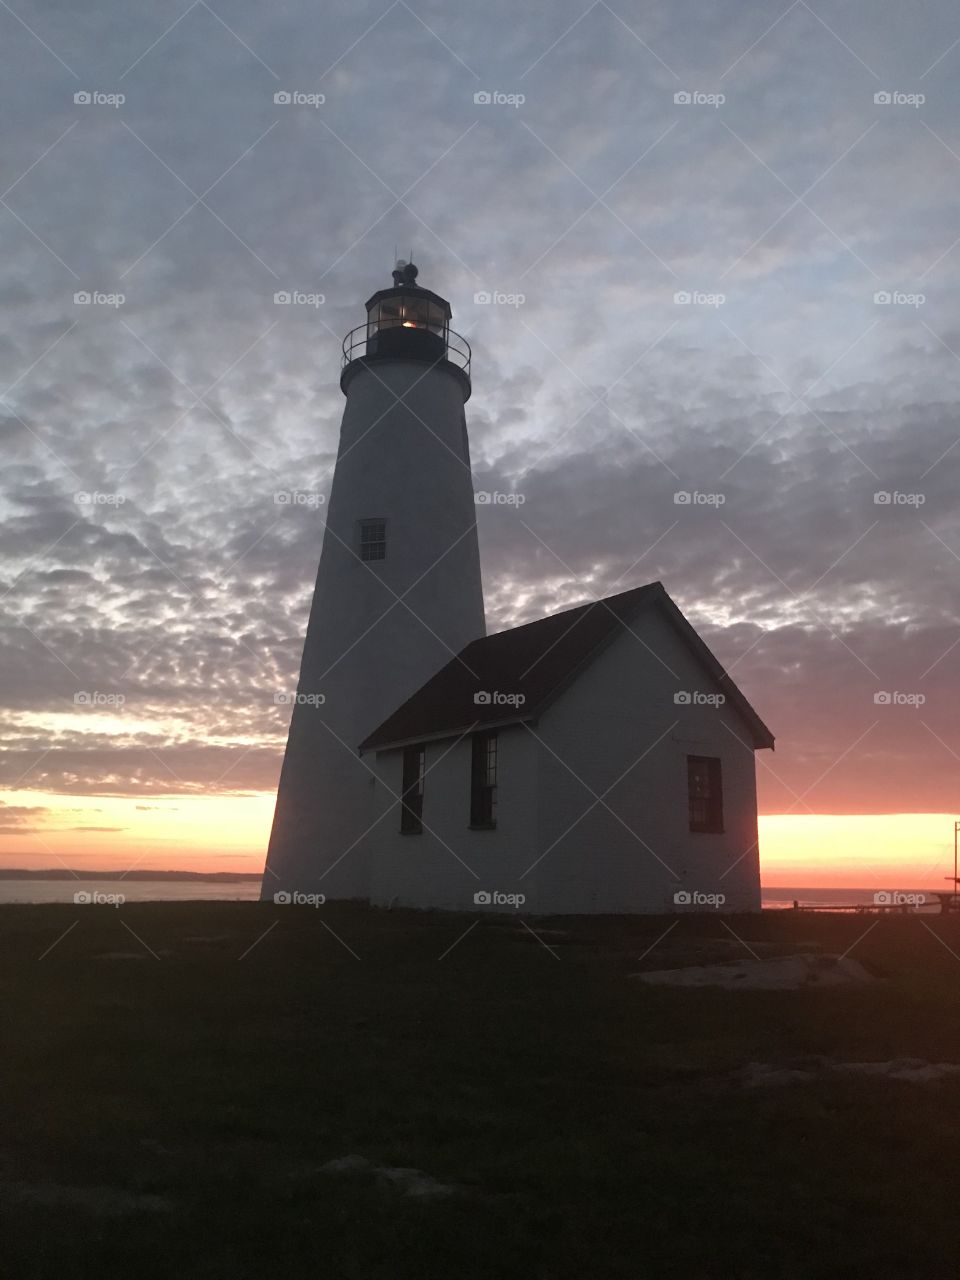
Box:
[0,794,957,888]
[0,790,276,874]
[759,813,960,890]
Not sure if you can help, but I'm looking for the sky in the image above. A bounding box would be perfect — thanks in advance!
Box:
[0,0,958,889]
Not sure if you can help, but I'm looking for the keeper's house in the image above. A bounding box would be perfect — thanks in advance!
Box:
[359,582,774,914]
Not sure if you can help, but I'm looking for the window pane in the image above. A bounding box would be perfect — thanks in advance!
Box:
[426,301,447,335]
[470,732,497,827]
[687,755,723,833]
[376,299,402,328]
[401,745,424,833]
[359,519,386,562]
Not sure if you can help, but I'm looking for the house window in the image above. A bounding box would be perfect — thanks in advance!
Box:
[359,519,386,561]
[470,732,497,828]
[687,755,723,833]
[400,745,425,834]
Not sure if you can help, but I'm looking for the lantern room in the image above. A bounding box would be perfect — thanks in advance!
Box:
[341,261,471,398]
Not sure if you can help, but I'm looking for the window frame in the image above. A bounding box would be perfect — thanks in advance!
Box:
[687,754,724,834]
[470,731,498,829]
[358,517,387,562]
[400,744,425,835]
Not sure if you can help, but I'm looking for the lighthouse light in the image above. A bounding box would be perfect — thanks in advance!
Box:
[345,264,469,384]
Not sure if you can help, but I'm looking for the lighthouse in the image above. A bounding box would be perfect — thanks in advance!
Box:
[262,262,486,900]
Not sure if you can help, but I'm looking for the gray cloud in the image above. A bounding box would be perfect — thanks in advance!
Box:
[0,0,957,820]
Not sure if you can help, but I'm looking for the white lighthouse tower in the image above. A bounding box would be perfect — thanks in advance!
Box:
[262,262,486,900]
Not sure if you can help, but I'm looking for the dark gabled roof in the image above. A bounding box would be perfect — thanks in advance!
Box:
[359,581,775,753]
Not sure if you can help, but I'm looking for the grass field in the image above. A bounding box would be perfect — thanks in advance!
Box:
[3,902,960,1279]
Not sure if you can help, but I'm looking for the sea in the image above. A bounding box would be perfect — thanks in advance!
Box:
[0,879,263,904]
[761,886,938,911]
[0,881,942,909]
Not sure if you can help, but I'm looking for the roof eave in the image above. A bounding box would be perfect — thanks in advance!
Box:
[359,712,539,756]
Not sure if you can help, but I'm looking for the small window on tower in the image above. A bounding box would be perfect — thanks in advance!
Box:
[359,519,386,562]
[687,755,723,833]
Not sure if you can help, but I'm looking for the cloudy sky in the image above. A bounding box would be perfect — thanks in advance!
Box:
[1,0,958,883]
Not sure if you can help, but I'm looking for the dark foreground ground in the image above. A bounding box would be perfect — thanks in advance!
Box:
[3,903,960,1279]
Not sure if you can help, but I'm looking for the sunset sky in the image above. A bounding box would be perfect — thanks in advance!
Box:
[1,0,958,890]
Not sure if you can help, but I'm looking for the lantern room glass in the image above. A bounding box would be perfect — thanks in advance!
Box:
[367,295,448,340]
